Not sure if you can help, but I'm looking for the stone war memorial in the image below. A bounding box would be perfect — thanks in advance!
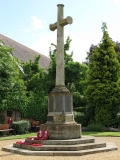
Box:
[40,4,81,140]
[2,4,117,156]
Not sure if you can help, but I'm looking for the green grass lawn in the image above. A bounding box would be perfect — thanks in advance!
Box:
[0,131,120,141]
[0,132,36,141]
[82,131,120,137]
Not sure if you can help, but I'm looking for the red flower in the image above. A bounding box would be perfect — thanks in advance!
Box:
[32,143,42,146]
[16,141,23,144]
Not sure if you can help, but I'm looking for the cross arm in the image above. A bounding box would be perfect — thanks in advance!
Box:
[60,16,73,26]
[49,22,57,31]
[49,16,73,31]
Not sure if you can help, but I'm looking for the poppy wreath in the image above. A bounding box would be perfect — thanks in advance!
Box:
[27,137,41,140]
[16,141,31,145]
[32,143,43,146]
[16,130,49,146]
[37,130,49,140]
[16,141,42,146]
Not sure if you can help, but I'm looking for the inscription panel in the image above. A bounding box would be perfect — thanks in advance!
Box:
[65,95,71,112]
[49,96,53,112]
[56,96,62,112]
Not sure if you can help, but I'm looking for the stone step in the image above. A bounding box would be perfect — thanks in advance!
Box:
[13,142,106,151]
[2,142,117,156]
[25,136,94,145]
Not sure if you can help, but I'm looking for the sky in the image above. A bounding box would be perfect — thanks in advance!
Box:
[1,0,120,63]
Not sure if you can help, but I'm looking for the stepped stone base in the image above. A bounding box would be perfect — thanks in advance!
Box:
[2,136,117,156]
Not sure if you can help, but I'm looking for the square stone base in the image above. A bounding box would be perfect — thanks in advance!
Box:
[40,123,82,140]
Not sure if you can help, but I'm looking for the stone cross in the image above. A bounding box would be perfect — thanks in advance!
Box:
[49,4,73,86]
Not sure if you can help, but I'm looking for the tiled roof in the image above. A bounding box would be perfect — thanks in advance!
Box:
[0,34,50,70]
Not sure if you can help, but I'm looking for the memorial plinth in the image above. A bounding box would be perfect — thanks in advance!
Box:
[40,86,82,139]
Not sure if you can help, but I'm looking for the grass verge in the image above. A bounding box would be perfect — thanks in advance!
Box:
[0,132,36,141]
[82,131,120,137]
[0,131,120,141]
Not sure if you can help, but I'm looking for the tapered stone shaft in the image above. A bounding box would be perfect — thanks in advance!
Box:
[49,4,73,86]
[56,4,64,86]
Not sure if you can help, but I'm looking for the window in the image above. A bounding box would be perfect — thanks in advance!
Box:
[7,111,13,117]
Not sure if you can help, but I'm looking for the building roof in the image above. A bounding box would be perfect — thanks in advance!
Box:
[0,34,50,70]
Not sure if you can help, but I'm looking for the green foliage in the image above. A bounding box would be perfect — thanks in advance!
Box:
[114,41,120,62]
[74,112,86,125]
[86,123,105,132]
[0,41,27,114]
[65,62,82,90]
[85,44,95,64]
[11,120,30,134]
[85,39,120,65]
[0,46,48,122]
[45,58,56,93]
[0,114,5,124]
[73,107,86,113]
[85,22,120,126]
[75,63,88,94]
[26,92,48,122]
[22,55,44,92]
[73,92,86,108]
[21,56,48,121]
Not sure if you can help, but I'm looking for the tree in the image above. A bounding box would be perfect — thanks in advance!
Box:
[85,40,120,65]
[85,23,120,127]
[85,44,96,65]
[114,41,120,63]
[0,41,27,114]
[21,55,48,122]
[47,36,88,110]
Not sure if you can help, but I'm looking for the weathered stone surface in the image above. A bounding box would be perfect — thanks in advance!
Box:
[56,96,63,112]
[48,96,53,112]
[48,91,73,113]
[25,136,95,145]
[13,142,106,151]
[51,86,70,93]
[40,123,81,139]
[46,113,75,124]
[60,16,73,26]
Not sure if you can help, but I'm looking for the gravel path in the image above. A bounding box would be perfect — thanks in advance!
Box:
[0,137,120,160]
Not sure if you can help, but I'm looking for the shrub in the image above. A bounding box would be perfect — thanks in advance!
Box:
[11,120,30,134]
[87,123,104,132]
[74,112,86,126]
